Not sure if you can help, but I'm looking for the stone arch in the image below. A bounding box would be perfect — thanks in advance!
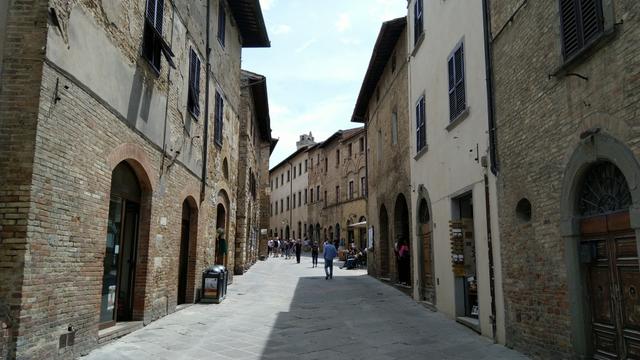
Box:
[215,190,230,266]
[416,184,435,305]
[106,143,156,191]
[177,196,198,304]
[394,194,411,285]
[379,204,390,277]
[559,132,640,357]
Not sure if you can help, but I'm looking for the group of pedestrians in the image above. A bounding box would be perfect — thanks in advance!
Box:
[267,238,303,263]
[266,237,339,280]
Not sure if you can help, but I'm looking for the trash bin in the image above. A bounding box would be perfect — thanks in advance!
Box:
[201,265,226,304]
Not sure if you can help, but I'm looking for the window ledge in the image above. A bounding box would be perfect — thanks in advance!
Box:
[414,145,428,161]
[551,28,617,78]
[446,107,470,132]
[411,32,425,57]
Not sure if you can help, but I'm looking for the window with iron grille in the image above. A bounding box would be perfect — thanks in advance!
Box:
[416,97,426,152]
[187,48,201,118]
[218,2,226,47]
[447,42,466,121]
[414,0,424,45]
[214,91,224,146]
[559,0,604,60]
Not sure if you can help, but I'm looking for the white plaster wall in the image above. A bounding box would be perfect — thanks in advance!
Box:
[407,0,505,342]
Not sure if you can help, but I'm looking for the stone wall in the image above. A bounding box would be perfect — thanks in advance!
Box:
[491,0,640,357]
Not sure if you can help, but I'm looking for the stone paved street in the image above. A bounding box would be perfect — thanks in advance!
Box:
[83,256,526,360]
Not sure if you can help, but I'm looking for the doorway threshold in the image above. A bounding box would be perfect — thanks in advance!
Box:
[98,321,143,344]
[456,316,480,333]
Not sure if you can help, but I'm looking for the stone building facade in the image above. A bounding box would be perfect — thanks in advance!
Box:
[406,0,504,342]
[490,0,640,358]
[0,0,269,358]
[269,138,313,241]
[352,18,413,288]
[233,70,274,275]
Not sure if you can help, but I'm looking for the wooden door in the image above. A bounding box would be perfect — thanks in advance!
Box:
[582,211,640,359]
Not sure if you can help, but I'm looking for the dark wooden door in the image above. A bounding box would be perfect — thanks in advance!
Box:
[177,219,189,304]
[582,211,640,359]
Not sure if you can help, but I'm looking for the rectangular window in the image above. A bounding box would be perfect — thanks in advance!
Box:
[143,0,165,73]
[270,203,273,216]
[448,42,466,121]
[559,0,604,60]
[324,158,328,172]
[280,199,283,212]
[317,154,320,165]
[293,168,296,179]
[275,202,278,214]
[293,194,296,209]
[281,173,283,184]
[361,176,366,197]
[287,170,290,182]
[348,144,353,157]
[324,191,327,204]
[359,137,364,152]
[416,97,426,152]
[317,186,320,201]
[377,129,383,162]
[304,189,308,204]
[214,91,224,145]
[298,191,301,207]
[391,111,398,145]
[217,2,226,47]
[414,0,424,45]
[286,196,290,210]
[336,150,340,166]
[305,160,308,172]
[187,48,201,118]
[298,163,302,175]
[349,181,354,200]
[276,177,278,189]
[310,188,314,203]
[336,186,340,203]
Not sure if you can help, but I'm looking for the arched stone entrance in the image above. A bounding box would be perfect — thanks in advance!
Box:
[379,205,390,277]
[417,193,435,304]
[561,133,640,358]
[216,190,230,267]
[177,197,198,305]
[394,194,410,286]
[100,160,151,328]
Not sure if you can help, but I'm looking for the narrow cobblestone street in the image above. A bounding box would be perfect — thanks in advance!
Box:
[84,255,526,360]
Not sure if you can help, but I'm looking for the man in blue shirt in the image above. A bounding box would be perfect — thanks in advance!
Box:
[323,240,338,280]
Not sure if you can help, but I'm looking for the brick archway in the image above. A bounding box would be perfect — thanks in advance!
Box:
[106,143,157,192]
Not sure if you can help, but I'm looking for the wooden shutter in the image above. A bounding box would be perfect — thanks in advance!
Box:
[155,0,164,33]
[215,92,224,145]
[454,44,465,115]
[188,49,200,117]
[448,56,456,120]
[559,0,604,59]
[416,97,426,151]
[218,2,226,46]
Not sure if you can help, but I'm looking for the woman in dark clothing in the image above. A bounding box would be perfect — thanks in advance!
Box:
[311,241,319,267]
[295,240,302,263]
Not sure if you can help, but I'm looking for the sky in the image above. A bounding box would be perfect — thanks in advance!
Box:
[242,0,407,167]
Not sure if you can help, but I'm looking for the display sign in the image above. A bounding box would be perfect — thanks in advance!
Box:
[449,221,465,276]
[368,226,374,250]
[107,285,116,311]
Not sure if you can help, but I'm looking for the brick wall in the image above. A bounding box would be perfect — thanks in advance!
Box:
[491,0,640,358]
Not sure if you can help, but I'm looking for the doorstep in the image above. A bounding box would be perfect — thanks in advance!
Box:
[97,321,143,344]
[456,316,480,333]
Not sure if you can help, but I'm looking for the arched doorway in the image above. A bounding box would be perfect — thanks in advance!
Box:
[379,205,390,277]
[394,194,410,285]
[418,198,434,304]
[100,161,150,328]
[178,198,198,305]
[578,162,635,358]
[216,203,227,266]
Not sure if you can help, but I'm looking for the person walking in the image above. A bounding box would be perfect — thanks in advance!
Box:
[295,239,302,263]
[267,239,273,257]
[323,240,338,280]
[311,241,319,268]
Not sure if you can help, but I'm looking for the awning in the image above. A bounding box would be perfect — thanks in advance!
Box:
[348,221,367,229]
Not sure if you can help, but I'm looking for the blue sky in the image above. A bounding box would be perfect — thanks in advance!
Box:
[242,0,407,166]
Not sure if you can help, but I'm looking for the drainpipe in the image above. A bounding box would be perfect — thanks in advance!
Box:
[200,0,211,203]
[482,0,498,175]
[482,0,498,342]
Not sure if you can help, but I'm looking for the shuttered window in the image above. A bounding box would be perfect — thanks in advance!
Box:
[214,91,224,146]
[414,0,424,45]
[218,2,226,47]
[187,48,201,118]
[142,0,175,73]
[448,42,466,121]
[416,96,426,152]
[559,0,604,60]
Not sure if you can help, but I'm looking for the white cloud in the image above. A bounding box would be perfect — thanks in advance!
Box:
[272,24,292,35]
[259,0,274,11]
[335,13,351,32]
